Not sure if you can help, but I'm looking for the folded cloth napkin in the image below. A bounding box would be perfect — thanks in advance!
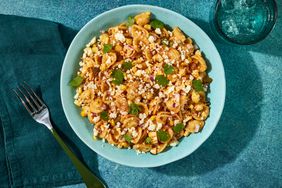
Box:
[0,15,101,187]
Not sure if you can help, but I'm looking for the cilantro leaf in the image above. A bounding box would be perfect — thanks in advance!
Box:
[192,80,204,92]
[100,111,109,121]
[111,69,124,85]
[122,61,133,70]
[126,16,135,26]
[69,75,83,87]
[155,75,169,87]
[103,44,112,53]
[157,130,170,142]
[145,137,151,144]
[164,64,174,75]
[124,134,132,143]
[150,19,164,29]
[129,103,141,116]
[173,123,185,133]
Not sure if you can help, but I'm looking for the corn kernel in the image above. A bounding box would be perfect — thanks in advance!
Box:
[120,85,127,91]
[80,109,87,117]
[126,38,132,45]
[92,46,98,53]
[115,45,123,52]
[145,69,151,74]
[150,115,156,121]
[157,70,162,75]
[144,24,151,30]
[169,119,174,126]
[131,67,137,73]
[109,119,115,126]
[100,33,109,44]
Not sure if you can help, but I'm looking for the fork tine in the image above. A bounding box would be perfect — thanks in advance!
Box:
[13,89,33,115]
[23,81,45,106]
[17,87,38,112]
[20,83,42,109]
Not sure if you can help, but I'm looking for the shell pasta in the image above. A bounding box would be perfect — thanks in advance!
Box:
[72,12,212,154]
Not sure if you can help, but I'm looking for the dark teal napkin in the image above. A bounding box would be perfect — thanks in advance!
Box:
[0,15,100,187]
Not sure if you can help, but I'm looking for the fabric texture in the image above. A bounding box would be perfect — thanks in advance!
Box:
[0,15,101,187]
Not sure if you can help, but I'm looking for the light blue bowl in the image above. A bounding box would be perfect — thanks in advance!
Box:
[60,5,226,168]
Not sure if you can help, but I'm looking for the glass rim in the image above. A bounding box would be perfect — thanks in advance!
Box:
[214,0,278,45]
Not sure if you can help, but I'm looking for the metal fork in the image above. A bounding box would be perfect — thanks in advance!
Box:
[13,82,106,188]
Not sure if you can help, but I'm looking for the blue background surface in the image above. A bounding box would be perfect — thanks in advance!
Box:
[1,0,281,187]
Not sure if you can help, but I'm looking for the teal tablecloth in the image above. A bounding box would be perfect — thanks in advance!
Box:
[0,0,281,187]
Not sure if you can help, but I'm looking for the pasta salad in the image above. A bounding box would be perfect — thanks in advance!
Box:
[70,12,212,154]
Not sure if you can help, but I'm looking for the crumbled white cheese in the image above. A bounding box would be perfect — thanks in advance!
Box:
[170,140,179,147]
[93,128,98,136]
[74,100,80,106]
[181,54,185,61]
[189,75,194,80]
[174,120,180,125]
[182,85,191,93]
[148,124,156,131]
[172,42,178,48]
[165,86,175,94]
[74,93,79,99]
[183,117,190,124]
[87,82,97,90]
[84,47,92,56]
[105,123,110,129]
[153,84,160,89]
[109,113,117,119]
[164,59,170,64]
[93,116,100,123]
[136,150,141,155]
[135,98,141,103]
[115,32,125,42]
[121,129,126,135]
[155,28,162,35]
[139,113,147,119]
[132,130,138,138]
[135,70,143,77]
[168,31,172,37]
[86,37,96,47]
[156,123,162,131]
[120,111,128,115]
[194,124,200,132]
[148,35,155,43]
[175,94,180,103]
[116,122,121,127]
[105,57,111,65]
[159,92,165,98]
[79,61,84,66]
